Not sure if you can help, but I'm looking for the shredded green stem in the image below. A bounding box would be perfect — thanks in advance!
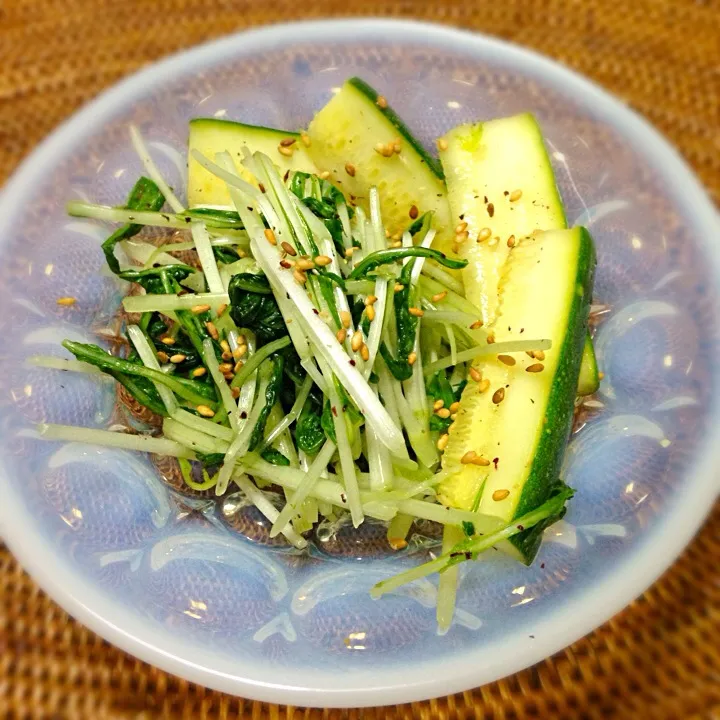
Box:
[123,240,193,270]
[230,336,292,388]
[266,403,299,467]
[26,355,103,374]
[269,440,337,536]
[215,374,269,496]
[202,338,239,431]
[386,513,414,544]
[238,455,397,521]
[129,125,185,213]
[215,155,317,375]
[36,423,194,457]
[418,276,481,315]
[231,329,257,428]
[136,237,244,258]
[362,188,390,377]
[437,525,463,633]
[422,309,481,327]
[389,368,437,468]
[191,222,225,294]
[66,202,246,234]
[396,499,502,533]
[366,418,394,492]
[445,323,458,366]
[348,247,467,280]
[171,408,234,442]
[260,374,313,451]
[162,417,229,454]
[127,325,178,414]
[421,262,465,295]
[423,338,552,375]
[122,291,229,314]
[191,149,263,203]
[345,279,376,295]
[62,340,215,408]
[233,474,308,549]
[371,488,574,598]
[318,355,364,527]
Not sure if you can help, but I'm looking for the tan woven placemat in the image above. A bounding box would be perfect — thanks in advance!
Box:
[1,1,719,718]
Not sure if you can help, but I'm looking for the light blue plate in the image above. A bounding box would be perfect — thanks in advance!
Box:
[0,19,719,708]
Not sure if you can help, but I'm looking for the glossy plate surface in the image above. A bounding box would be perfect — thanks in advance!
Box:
[0,19,719,707]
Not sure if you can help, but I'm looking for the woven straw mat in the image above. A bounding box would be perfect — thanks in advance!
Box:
[1,1,719,718]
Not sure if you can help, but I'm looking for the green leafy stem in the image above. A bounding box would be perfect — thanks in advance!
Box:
[348,247,467,280]
[63,341,217,408]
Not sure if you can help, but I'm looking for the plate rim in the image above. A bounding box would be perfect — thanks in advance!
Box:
[0,17,719,708]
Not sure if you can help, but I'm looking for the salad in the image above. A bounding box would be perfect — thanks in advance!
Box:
[33,77,598,630]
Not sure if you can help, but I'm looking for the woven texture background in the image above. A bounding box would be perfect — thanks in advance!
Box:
[1,0,719,718]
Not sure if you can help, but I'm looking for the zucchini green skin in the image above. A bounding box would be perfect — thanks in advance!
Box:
[510,227,596,561]
[189,118,302,137]
[346,77,444,180]
[577,332,600,396]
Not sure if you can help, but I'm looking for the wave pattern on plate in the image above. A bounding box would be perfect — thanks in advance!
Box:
[39,445,171,550]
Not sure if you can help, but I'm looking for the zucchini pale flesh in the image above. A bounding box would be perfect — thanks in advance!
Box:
[306,78,453,253]
[438,227,596,562]
[439,113,566,325]
[187,118,315,207]
[577,332,600,395]
[440,112,597,399]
